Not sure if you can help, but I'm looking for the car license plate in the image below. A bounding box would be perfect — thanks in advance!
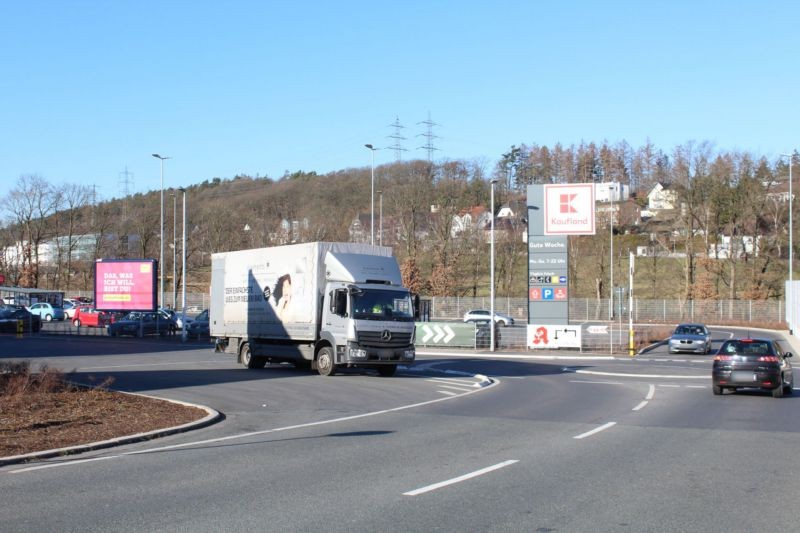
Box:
[732,370,756,383]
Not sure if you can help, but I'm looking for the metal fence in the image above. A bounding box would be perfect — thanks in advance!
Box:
[424,296,785,325]
[66,290,783,325]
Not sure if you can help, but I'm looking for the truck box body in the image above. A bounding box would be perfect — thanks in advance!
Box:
[210,242,415,375]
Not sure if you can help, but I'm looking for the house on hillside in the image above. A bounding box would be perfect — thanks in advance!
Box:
[646,182,678,212]
[708,235,761,259]
[451,206,491,237]
[595,182,630,203]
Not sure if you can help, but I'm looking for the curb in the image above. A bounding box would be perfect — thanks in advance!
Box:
[0,394,223,467]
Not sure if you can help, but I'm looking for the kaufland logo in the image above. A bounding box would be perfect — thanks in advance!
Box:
[560,194,578,213]
[544,184,595,235]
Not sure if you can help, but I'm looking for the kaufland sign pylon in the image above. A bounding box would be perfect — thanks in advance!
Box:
[527,183,597,329]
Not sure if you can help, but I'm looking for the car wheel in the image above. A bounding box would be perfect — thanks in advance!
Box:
[497,320,507,327]
[73,319,81,327]
[45,314,52,322]
[783,381,793,395]
[316,346,336,376]
[712,384,723,395]
[772,378,785,398]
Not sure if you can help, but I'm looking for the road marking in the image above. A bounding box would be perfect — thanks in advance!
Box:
[686,385,706,389]
[573,422,617,440]
[425,378,478,386]
[569,380,624,386]
[633,384,656,411]
[645,384,655,400]
[403,460,519,496]
[435,384,476,393]
[571,369,706,379]
[11,377,498,474]
[437,390,458,396]
[658,384,680,388]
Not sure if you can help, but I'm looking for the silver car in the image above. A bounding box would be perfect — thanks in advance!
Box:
[463,309,515,326]
[668,323,712,354]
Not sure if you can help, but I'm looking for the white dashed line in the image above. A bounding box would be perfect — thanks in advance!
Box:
[573,422,617,440]
[403,460,519,496]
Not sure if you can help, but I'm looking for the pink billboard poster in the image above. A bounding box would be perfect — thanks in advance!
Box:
[95,259,157,311]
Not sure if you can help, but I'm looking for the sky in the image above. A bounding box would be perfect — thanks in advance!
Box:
[1,1,798,201]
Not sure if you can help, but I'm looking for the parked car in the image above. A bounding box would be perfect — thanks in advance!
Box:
[463,309,515,326]
[106,311,177,337]
[62,301,79,320]
[0,305,41,333]
[668,323,712,354]
[186,309,209,339]
[72,306,108,328]
[26,302,65,322]
[712,337,793,397]
[159,308,192,330]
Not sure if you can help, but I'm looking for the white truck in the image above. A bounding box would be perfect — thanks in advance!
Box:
[210,242,416,376]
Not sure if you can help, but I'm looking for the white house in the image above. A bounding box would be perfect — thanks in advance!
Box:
[594,182,630,203]
[647,182,678,211]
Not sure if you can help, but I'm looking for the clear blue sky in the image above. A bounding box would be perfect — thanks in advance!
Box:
[1,1,797,200]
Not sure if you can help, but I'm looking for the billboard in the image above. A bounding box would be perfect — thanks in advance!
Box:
[94,259,158,312]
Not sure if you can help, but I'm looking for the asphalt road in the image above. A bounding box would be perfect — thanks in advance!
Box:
[1,328,799,532]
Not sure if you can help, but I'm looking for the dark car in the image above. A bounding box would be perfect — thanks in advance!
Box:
[186,309,209,339]
[106,311,177,338]
[0,305,41,334]
[712,338,794,398]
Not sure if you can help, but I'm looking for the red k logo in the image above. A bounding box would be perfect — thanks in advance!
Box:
[559,194,578,213]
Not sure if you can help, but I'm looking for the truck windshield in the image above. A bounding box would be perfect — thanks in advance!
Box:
[351,289,414,322]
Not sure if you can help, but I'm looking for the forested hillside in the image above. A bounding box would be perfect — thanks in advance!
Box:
[1,140,796,301]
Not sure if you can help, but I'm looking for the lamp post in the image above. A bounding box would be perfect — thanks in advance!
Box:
[377,190,383,246]
[781,153,794,333]
[609,182,616,321]
[179,187,187,341]
[171,191,177,309]
[490,178,499,352]
[152,153,170,308]
[364,144,377,245]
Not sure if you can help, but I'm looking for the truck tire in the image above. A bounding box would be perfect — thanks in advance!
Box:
[241,343,266,369]
[316,346,336,376]
[376,365,397,377]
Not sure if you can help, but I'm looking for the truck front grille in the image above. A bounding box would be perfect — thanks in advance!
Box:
[358,330,412,348]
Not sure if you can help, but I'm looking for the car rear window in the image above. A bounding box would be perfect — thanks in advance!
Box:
[721,341,773,355]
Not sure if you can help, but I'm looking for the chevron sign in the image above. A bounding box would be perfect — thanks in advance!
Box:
[414,322,475,347]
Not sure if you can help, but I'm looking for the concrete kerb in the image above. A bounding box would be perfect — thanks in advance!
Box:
[0,394,222,467]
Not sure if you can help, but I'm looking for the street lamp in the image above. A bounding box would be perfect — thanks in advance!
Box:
[781,153,794,333]
[364,144,377,245]
[609,182,616,321]
[171,191,177,309]
[490,178,499,352]
[152,153,170,308]
[178,187,187,341]
[377,190,383,246]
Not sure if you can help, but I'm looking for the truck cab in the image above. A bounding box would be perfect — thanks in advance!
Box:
[321,282,416,376]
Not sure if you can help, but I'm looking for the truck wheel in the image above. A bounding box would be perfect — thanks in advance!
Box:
[241,343,266,369]
[377,365,397,377]
[316,347,336,376]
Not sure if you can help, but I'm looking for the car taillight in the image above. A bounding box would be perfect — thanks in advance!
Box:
[714,355,733,361]
[757,356,779,362]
